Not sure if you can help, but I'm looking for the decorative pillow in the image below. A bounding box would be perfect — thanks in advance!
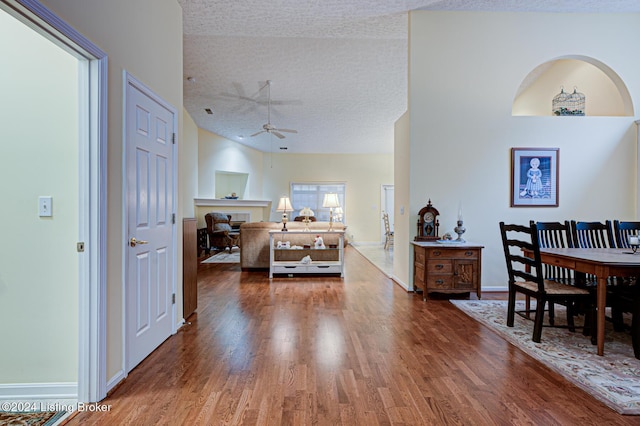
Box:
[209,212,229,222]
[214,223,232,232]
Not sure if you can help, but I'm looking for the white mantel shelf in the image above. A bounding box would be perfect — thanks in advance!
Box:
[194,198,271,207]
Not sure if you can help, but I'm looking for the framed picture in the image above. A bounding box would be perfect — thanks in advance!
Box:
[511,148,559,207]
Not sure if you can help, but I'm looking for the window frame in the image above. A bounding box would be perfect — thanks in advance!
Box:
[289,182,346,223]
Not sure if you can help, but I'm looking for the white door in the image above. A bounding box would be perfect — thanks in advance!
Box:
[125,77,176,371]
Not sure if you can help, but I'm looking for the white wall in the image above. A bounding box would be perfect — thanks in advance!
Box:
[198,128,264,200]
[409,11,639,290]
[41,0,184,383]
[261,153,394,243]
[196,128,267,226]
[0,10,78,383]
[182,108,199,219]
[393,111,411,289]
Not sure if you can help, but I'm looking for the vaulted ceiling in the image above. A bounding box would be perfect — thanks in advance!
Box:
[179,0,640,154]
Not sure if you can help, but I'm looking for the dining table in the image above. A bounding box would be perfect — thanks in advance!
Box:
[534,247,640,356]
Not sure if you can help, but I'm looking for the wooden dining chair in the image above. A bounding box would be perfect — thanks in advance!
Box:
[569,220,615,249]
[532,220,575,281]
[613,220,640,249]
[610,220,640,353]
[571,220,628,339]
[382,212,394,250]
[531,220,576,327]
[500,222,593,343]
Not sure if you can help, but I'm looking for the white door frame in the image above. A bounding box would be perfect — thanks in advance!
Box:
[122,71,178,374]
[1,0,109,402]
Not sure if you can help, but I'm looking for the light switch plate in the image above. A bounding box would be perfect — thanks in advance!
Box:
[39,196,52,217]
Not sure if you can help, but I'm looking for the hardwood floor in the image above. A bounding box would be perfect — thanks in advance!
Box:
[65,247,636,425]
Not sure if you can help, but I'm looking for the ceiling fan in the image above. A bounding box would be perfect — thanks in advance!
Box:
[250,80,298,140]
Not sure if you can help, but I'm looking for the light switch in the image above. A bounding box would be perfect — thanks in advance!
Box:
[39,196,53,217]
[400,206,405,215]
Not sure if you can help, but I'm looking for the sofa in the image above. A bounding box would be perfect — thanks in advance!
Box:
[240,221,347,270]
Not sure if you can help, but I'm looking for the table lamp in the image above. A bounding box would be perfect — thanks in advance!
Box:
[276,196,293,231]
[299,207,315,231]
[333,207,343,223]
[322,193,340,231]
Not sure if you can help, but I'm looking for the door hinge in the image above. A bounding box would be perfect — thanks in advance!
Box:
[172,293,176,304]
[172,133,176,144]
[172,213,176,224]
[77,242,85,252]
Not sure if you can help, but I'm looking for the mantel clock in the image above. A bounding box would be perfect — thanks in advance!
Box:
[415,199,440,241]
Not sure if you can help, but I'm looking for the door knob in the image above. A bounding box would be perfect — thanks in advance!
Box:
[129,237,149,247]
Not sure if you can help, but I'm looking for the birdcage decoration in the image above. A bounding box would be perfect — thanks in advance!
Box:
[552,86,585,116]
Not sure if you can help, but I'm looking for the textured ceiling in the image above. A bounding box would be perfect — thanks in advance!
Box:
[180,0,640,154]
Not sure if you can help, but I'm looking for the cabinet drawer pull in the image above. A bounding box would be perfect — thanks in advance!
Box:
[433,251,441,256]
[435,264,444,270]
[435,279,444,284]
[465,251,473,256]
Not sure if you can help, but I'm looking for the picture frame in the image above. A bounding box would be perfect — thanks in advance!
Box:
[511,148,559,207]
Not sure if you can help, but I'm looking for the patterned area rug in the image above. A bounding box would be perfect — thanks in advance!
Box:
[0,410,66,425]
[451,300,640,415]
[201,247,240,264]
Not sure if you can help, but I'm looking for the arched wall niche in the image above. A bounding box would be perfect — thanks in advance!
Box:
[512,55,633,117]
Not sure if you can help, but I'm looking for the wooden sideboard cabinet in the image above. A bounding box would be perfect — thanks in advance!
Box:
[411,241,483,301]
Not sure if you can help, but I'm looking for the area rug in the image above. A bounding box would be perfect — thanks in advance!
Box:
[201,248,240,264]
[451,299,640,415]
[0,410,67,425]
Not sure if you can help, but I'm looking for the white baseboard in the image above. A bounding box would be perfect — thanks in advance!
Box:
[106,370,125,393]
[392,276,409,291]
[350,241,383,247]
[0,382,77,400]
[481,286,508,292]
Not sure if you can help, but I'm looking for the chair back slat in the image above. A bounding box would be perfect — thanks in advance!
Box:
[570,220,614,249]
[613,220,640,248]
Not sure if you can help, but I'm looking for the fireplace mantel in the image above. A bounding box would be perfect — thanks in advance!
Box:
[194,198,271,207]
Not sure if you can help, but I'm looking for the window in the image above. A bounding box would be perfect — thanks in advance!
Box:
[290,182,346,223]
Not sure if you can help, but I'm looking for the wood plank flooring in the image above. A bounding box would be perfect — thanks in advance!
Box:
[64,247,637,425]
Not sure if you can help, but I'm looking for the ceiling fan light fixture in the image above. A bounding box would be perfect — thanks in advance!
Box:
[250,79,297,141]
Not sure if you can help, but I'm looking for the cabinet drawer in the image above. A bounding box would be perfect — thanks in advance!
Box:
[426,248,479,259]
[273,265,303,273]
[427,260,453,274]
[426,275,453,290]
[307,264,342,274]
[272,264,341,274]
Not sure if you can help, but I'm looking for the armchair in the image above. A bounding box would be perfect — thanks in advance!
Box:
[205,212,240,252]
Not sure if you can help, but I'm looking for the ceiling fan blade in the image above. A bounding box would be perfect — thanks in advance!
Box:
[272,131,286,139]
[250,130,266,137]
[269,100,303,106]
[275,128,298,134]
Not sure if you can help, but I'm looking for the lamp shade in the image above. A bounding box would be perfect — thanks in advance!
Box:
[276,196,292,212]
[322,193,340,209]
[300,207,315,217]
